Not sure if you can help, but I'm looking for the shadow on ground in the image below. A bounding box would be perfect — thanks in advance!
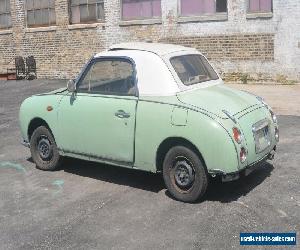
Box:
[36,157,274,203]
[205,162,274,203]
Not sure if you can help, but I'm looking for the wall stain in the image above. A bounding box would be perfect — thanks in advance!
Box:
[0,161,26,173]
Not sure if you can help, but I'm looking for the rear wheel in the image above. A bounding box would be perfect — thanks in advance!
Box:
[30,126,62,171]
[163,146,208,203]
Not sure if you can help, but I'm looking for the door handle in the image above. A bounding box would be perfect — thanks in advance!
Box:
[115,110,130,118]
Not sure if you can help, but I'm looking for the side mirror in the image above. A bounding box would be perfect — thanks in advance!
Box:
[67,79,76,93]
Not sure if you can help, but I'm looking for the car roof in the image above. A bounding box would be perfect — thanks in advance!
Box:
[109,42,197,56]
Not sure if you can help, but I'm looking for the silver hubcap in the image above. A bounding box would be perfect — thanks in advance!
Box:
[37,136,52,160]
[174,160,195,188]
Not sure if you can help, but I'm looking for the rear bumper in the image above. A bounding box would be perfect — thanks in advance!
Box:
[210,146,276,182]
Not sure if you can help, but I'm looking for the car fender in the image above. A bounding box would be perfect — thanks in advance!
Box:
[134,98,239,174]
[19,95,63,143]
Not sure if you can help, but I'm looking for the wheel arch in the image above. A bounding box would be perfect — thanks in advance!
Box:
[28,117,53,141]
[156,137,207,173]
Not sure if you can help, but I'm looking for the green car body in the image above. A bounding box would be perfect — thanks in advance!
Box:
[19,43,279,201]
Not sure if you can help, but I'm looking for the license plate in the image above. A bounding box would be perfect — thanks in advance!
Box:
[253,119,271,153]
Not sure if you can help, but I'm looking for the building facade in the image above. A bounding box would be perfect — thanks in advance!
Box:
[0,0,299,82]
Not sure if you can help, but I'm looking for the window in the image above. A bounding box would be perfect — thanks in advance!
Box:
[0,0,11,29]
[70,0,104,24]
[248,0,272,13]
[122,0,161,20]
[170,54,219,85]
[180,0,227,16]
[26,0,56,27]
[78,59,136,95]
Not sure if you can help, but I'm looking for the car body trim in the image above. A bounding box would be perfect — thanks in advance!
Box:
[59,149,133,168]
[21,140,30,148]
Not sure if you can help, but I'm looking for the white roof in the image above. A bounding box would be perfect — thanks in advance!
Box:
[109,42,197,56]
[93,43,221,96]
[95,49,180,96]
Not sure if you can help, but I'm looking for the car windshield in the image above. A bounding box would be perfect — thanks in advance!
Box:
[170,54,219,86]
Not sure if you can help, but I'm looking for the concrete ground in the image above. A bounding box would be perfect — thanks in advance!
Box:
[228,84,300,116]
[0,80,299,249]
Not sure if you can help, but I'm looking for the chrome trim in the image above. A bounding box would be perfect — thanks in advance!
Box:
[21,140,30,148]
[252,119,271,154]
[252,119,269,132]
[222,109,237,123]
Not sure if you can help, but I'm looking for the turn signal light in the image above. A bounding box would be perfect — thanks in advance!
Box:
[232,127,242,144]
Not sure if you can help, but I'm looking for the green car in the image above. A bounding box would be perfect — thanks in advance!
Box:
[19,43,279,202]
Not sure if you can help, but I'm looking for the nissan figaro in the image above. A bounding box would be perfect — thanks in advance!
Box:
[19,42,279,202]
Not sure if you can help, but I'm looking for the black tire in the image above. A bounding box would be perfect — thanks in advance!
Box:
[163,146,208,203]
[30,126,62,171]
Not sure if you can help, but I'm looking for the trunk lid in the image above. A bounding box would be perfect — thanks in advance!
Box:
[176,84,261,118]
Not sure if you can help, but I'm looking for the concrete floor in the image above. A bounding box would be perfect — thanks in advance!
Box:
[0,80,299,249]
[228,83,300,116]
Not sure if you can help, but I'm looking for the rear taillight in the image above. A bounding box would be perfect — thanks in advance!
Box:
[232,127,242,144]
[240,147,247,163]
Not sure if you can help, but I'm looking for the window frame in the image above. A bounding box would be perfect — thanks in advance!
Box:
[178,0,228,18]
[76,56,138,97]
[247,0,273,14]
[170,54,219,86]
[69,0,105,25]
[121,0,162,21]
[0,0,12,30]
[25,0,56,28]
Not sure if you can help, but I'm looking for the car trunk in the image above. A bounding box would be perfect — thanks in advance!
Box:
[176,84,261,119]
[237,107,276,165]
[177,84,275,165]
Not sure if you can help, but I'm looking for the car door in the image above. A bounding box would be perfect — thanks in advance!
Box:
[57,57,138,165]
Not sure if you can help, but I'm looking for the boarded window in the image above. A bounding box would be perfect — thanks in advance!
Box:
[26,0,56,27]
[0,0,11,29]
[248,0,272,12]
[180,0,227,16]
[70,0,104,24]
[122,0,161,20]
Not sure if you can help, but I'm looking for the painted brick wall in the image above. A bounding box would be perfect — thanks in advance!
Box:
[0,0,299,81]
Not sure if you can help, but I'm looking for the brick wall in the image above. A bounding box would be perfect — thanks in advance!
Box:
[160,34,275,61]
[0,0,299,82]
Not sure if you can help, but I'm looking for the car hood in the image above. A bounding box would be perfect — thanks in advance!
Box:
[176,84,261,119]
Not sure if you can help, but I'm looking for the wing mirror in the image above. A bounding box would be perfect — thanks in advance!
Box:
[67,79,76,92]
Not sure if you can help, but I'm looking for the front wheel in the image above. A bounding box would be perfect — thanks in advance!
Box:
[163,146,208,203]
[30,126,62,171]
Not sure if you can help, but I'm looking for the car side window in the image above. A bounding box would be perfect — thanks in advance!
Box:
[78,59,136,96]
